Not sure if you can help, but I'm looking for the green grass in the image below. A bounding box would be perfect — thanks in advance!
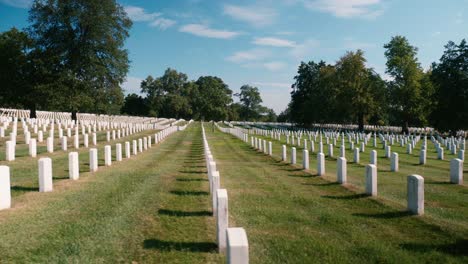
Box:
[0,124,221,263]
[207,127,468,263]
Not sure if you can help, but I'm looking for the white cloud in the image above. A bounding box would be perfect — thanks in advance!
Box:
[223,4,276,26]
[226,49,271,63]
[124,6,161,22]
[303,0,383,19]
[431,31,441,37]
[122,76,143,95]
[263,61,287,71]
[252,82,291,88]
[290,38,320,58]
[150,18,176,30]
[179,24,240,39]
[0,0,32,8]
[253,37,297,48]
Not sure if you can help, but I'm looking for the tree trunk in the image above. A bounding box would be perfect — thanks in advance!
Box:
[29,104,37,119]
[358,112,364,132]
[402,121,409,134]
[71,110,77,122]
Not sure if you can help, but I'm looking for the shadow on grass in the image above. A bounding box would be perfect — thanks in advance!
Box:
[158,209,212,217]
[288,174,313,178]
[353,211,412,219]
[170,190,209,196]
[143,239,217,252]
[400,239,468,257]
[176,178,208,182]
[322,193,368,200]
[11,185,38,192]
[178,170,205,174]
[302,182,339,186]
[425,181,451,185]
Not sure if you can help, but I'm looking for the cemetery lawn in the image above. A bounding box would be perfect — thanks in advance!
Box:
[0,124,222,263]
[207,128,468,264]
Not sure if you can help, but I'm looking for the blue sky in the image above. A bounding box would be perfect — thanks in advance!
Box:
[1,0,467,113]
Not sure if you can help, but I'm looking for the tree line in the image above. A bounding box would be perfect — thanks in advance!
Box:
[121,68,277,122]
[278,36,468,133]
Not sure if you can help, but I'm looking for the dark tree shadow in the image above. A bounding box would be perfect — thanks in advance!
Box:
[176,178,208,182]
[143,239,217,252]
[400,239,468,256]
[178,170,205,174]
[353,211,412,219]
[11,185,38,192]
[170,190,209,196]
[425,181,451,185]
[158,209,212,217]
[288,174,312,178]
[302,182,339,186]
[322,193,368,200]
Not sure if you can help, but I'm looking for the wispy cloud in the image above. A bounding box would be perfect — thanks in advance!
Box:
[303,0,384,19]
[124,6,175,30]
[290,38,320,58]
[431,31,441,37]
[150,18,176,30]
[124,6,161,22]
[253,37,297,48]
[0,0,32,8]
[263,61,287,71]
[179,24,240,39]
[223,4,277,26]
[226,49,271,63]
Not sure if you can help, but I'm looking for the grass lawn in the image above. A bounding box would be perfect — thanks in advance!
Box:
[207,126,468,263]
[0,124,222,263]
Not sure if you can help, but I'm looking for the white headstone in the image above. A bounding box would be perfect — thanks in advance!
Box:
[291,147,296,164]
[68,152,79,180]
[390,152,399,172]
[29,138,37,158]
[89,148,98,172]
[38,157,53,192]
[0,166,11,210]
[217,189,228,253]
[116,143,122,161]
[337,157,347,184]
[365,164,377,196]
[450,158,463,185]
[104,145,112,166]
[303,149,309,170]
[370,150,377,166]
[354,147,360,163]
[407,174,424,215]
[282,145,286,161]
[5,141,15,161]
[226,227,249,264]
[317,152,325,176]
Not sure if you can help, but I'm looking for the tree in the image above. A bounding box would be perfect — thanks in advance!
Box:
[27,0,132,116]
[335,50,385,130]
[194,76,233,121]
[121,93,149,116]
[236,85,263,120]
[431,39,468,133]
[0,28,33,110]
[384,36,427,132]
[140,68,193,118]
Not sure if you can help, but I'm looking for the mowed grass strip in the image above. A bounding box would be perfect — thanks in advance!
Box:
[249,132,468,232]
[0,129,161,198]
[207,128,468,263]
[0,123,221,263]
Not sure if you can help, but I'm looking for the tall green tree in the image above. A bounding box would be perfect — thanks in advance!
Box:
[335,50,385,130]
[431,39,468,133]
[0,28,34,110]
[194,76,233,121]
[236,85,263,120]
[384,36,427,132]
[27,0,132,116]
